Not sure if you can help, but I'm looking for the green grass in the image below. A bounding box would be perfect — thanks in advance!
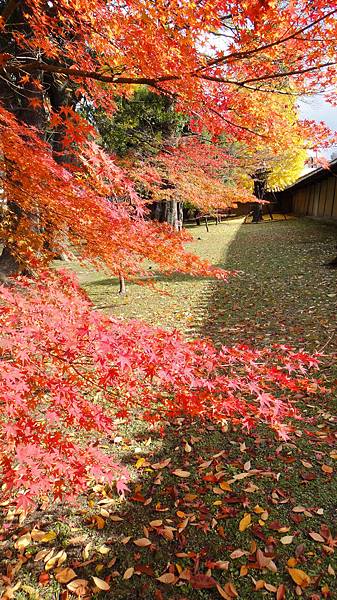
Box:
[1,216,336,600]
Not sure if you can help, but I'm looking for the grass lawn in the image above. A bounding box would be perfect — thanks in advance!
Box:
[1,217,336,600]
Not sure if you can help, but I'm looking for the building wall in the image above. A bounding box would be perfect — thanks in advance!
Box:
[292,174,337,219]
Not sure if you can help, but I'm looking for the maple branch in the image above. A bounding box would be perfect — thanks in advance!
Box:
[209,106,266,139]
[3,60,172,86]
[5,56,337,94]
[198,61,337,86]
[195,8,337,73]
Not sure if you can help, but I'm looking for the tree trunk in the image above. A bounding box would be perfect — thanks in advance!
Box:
[119,272,126,294]
[151,199,183,230]
[0,0,46,277]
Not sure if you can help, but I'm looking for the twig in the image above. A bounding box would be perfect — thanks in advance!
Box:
[317,329,336,353]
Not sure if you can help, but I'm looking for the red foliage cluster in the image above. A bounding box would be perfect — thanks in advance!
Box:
[0,272,322,506]
[0,105,230,279]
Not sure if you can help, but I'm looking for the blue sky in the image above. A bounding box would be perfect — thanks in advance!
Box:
[299,95,337,159]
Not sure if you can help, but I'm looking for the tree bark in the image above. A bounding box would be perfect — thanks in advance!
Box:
[0,0,46,277]
[151,199,183,230]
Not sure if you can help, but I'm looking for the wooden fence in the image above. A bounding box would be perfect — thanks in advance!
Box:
[291,174,337,219]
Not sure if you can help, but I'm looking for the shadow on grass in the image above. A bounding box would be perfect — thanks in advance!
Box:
[197,218,337,352]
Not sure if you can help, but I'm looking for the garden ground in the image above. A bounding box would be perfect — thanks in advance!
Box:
[1,216,336,600]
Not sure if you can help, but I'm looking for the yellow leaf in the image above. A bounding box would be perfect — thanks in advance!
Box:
[288,568,311,587]
[239,513,251,532]
[322,464,333,474]
[133,538,151,547]
[15,532,31,551]
[123,567,134,580]
[280,535,294,545]
[45,551,67,571]
[97,545,110,555]
[40,531,57,543]
[21,585,39,598]
[92,576,110,591]
[82,542,92,560]
[172,469,190,478]
[156,573,176,584]
[55,568,77,584]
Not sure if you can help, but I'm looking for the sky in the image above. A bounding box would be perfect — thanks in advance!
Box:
[298,95,337,160]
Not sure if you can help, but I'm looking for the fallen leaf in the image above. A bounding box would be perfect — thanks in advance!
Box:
[97,544,110,555]
[309,532,325,543]
[255,580,265,591]
[123,567,134,580]
[230,549,246,559]
[67,579,88,595]
[190,574,216,589]
[45,550,67,571]
[151,458,171,470]
[40,531,57,543]
[55,568,77,584]
[239,513,251,532]
[94,516,105,529]
[92,576,110,591]
[216,583,231,599]
[15,532,31,552]
[172,469,190,478]
[134,538,151,547]
[288,568,311,587]
[150,520,162,527]
[219,481,232,491]
[276,583,286,600]
[280,535,294,545]
[156,573,176,584]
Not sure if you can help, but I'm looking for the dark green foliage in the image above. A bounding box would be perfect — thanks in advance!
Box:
[90,87,188,157]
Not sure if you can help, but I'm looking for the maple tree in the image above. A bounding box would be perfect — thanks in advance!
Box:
[1,0,337,505]
[0,269,324,506]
